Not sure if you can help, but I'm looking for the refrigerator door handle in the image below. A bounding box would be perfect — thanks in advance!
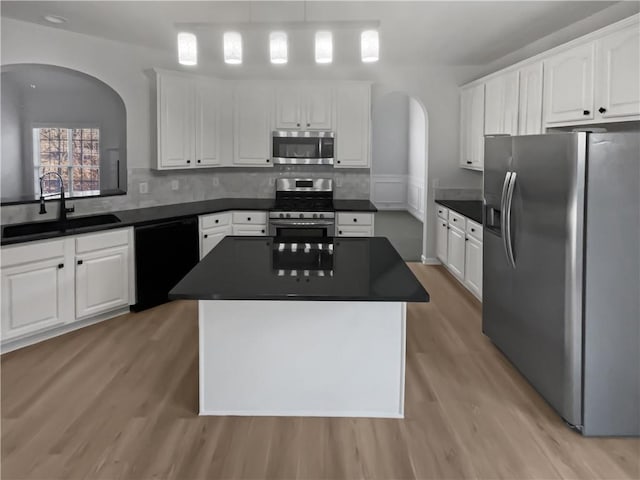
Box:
[505,172,517,268]
[500,171,512,264]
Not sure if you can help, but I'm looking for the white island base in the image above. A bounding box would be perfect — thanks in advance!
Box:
[198,300,406,418]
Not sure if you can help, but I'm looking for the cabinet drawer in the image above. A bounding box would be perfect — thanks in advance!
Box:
[436,206,449,220]
[448,211,466,230]
[1,238,67,267]
[466,219,483,241]
[232,225,268,236]
[336,225,374,237]
[336,212,373,226]
[232,211,268,225]
[75,228,129,254]
[200,212,231,229]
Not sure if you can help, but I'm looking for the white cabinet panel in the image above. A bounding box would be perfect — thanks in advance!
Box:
[596,25,640,119]
[464,236,483,299]
[275,85,332,130]
[233,84,273,166]
[336,225,374,237]
[460,83,485,169]
[447,226,466,280]
[201,225,232,259]
[195,81,220,166]
[275,87,301,129]
[335,83,371,168]
[305,86,333,129]
[158,73,193,168]
[518,62,544,134]
[75,245,130,319]
[436,218,448,264]
[232,225,268,236]
[544,42,595,124]
[484,71,519,135]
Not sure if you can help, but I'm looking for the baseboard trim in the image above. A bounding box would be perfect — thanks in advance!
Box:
[421,256,440,265]
[1,306,131,354]
[199,409,404,418]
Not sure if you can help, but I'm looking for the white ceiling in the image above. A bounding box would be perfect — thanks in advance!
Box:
[0,1,627,66]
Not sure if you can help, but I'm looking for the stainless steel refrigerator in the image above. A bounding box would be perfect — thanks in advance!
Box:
[483,131,639,436]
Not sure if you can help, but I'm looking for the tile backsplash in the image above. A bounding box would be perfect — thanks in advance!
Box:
[1,166,371,225]
[434,187,483,201]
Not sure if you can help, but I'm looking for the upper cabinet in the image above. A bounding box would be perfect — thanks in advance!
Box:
[518,62,544,135]
[233,83,274,167]
[460,83,485,170]
[596,24,640,119]
[156,71,221,170]
[484,70,519,135]
[275,85,333,130]
[543,42,596,124]
[334,83,371,168]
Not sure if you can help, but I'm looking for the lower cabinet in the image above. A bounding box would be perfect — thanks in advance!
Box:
[464,236,483,298]
[199,211,267,259]
[446,226,466,280]
[1,228,133,346]
[435,218,449,263]
[336,212,375,237]
[200,226,231,259]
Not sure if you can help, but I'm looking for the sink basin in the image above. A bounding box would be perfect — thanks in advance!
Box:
[3,214,121,238]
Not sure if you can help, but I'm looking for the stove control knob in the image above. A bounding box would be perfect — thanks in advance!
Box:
[319,213,324,219]
[299,213,304,219]
[286,213,291,219]
[279,213,284,219]
[313,213,318,219]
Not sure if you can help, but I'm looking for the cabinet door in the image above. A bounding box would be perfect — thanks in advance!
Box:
[233,84,273,166]
[464,236,482,298]
[436,219,448,264]
[158,74,193,168]
[195,81,220,166]
[470,84,486,168]
[518,62,544,134]
[484,77,505,135]
[275,87,302,129]
[459,87,474,167]
[75,245,130,319]
[232,225,268,236]
[544,43,595,124]
[335,84,370,168]
[304,86,333,129]
[1,256,68,340]
[336,225,374,237]
[201,226,231,259]
[596,25,640,119]
[447,226,466,280]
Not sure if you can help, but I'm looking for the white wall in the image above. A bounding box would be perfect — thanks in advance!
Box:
[0,75,23,200]
[407,98,426,222]
[1,17,483,259]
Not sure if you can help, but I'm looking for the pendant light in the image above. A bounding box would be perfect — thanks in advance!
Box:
[270,31,288,64]
[361,30,379,63]
[224,31,242,64]
[177,32,197,66]
[315,31,333,64]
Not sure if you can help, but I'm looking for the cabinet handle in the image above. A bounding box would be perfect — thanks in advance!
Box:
[261,229,265,234]
[215,219,219,224]
[471,228,475,232]
[353,218,358,222]
[186,159,191,164]
[442,223,446,227]
[247,217,251,221]
[583,110,590,116]
[453,218,457,222]
[465,238,469,242]
[598,107,607,114]
[337,160,341,164]
[466,161,472,164]
[266,159,270,163]
[58,263,64,269]
[447,227,450,230]
[204,234,208,238]
[197,159,201,164]
[306,123,310,127]
[339,230,343,234]
[296,123,300,127]
[77,260,83,265]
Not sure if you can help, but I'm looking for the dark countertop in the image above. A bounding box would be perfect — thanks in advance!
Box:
[170,236,430,303]
[1,197,378,246]
[435,200,483,224]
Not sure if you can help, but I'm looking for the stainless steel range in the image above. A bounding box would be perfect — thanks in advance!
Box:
[268,178,335,238]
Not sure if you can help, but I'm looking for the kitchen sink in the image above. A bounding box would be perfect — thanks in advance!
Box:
[2,214,121,238]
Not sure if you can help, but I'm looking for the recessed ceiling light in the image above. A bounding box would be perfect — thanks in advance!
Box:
[43,15,67,24]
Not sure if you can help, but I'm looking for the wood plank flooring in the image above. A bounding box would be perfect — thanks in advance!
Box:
[2,264,638,479]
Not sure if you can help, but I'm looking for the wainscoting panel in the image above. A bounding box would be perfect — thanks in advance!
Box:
[407,176,424,221]
[371,175,408,210]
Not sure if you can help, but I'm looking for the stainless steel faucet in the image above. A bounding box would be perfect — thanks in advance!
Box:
[39,171,75,225]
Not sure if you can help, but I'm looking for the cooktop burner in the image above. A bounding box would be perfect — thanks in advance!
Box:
[271,197,334,212]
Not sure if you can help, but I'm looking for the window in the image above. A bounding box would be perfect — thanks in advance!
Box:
[33,127,100,196]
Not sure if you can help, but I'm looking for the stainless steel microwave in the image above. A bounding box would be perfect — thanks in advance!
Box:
[272,131,334,165]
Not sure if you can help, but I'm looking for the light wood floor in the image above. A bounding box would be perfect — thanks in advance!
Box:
[2,265,638,479]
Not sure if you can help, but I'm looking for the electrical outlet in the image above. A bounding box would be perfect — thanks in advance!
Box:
[139,182,148,194]
[335,177,343,187]
[171,180,179,191]
[212,177,220,187]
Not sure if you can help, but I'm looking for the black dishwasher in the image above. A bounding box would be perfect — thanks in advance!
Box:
[132,217,199,311]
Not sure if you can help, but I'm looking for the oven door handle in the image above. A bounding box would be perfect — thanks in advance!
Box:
[269,220,335,227]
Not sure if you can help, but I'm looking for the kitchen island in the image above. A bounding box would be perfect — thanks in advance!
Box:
[170,236,429,418]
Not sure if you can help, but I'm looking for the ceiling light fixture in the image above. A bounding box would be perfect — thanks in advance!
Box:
[224,31,242,65]
[270,31,288,65]
[43,15,67,24]
[177,32,198,66]
[315,31,333,64]
[361,30,379,63]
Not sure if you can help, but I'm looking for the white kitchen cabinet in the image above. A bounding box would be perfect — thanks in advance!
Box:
[544,42,596,124]
[275,85,333,130]
[518,62,544,134]
[464,236,483,298]
[336,212,375,237]
[335,83,371,168]
[484,70,519,135]
[446,226,466,281]
[436,218,449,264]
[460,83,485,170]
[156,71,221,169]
[596,24,640,119]
[232,225,268,236]
[1,239,73,341]
[231,211,268,236]
[233,83,273,166]
[200,226,232,259]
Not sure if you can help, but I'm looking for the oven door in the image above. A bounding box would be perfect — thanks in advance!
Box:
[268,218,335,239]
